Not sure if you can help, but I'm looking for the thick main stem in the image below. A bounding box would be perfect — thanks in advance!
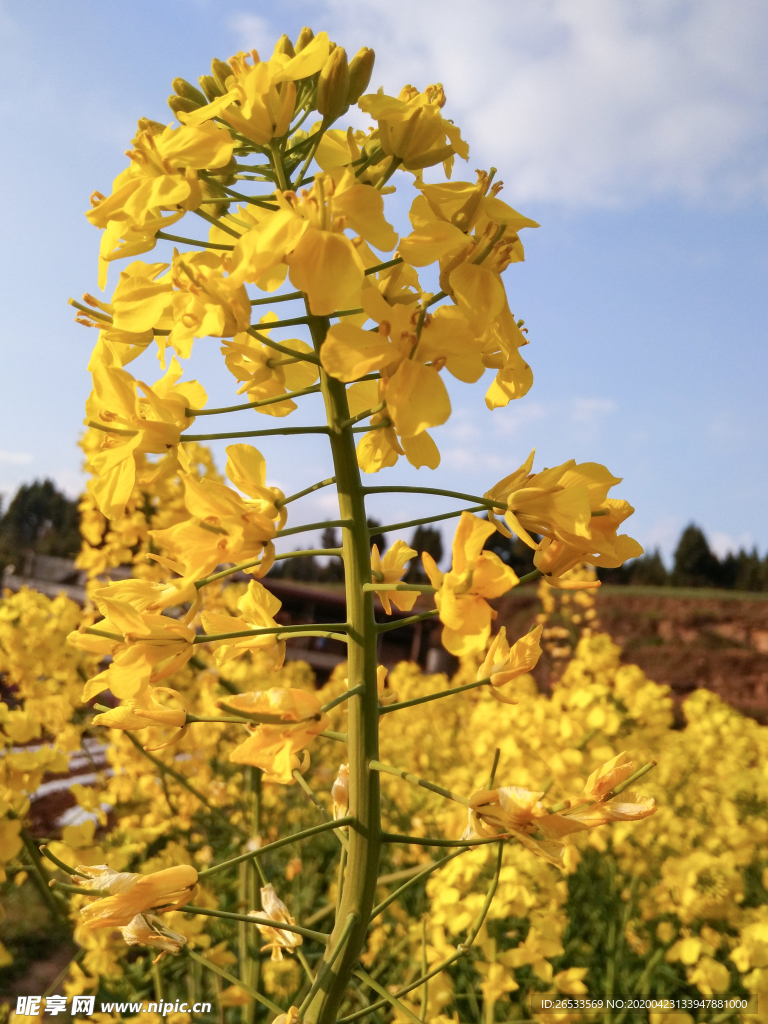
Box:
[303,310,381,1024]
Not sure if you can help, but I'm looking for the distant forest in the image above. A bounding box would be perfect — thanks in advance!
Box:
[1,480,766,592]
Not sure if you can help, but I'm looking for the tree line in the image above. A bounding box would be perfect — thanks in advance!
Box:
[1,480,766,593]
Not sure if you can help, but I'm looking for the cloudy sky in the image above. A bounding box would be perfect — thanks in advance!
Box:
[1,0,766,562]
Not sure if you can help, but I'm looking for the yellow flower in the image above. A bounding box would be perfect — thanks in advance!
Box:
[282,171,397,314]
[87,118,233,284]
[322,287,481,468]
[222,687,330,784]
[84,353,206,519]
[92,687,187,751]
[166,251,251,360]
[78,864,198,930]
[200,579,286,669]
[485,453,640,590]
[554,967,589,995]
[120,914,187,959]
[252,883,302,961]
[150,473,277,579]
[399,171,537,334]
[423,513,518,655]
[371,540,418,614]
[222,320,319,420]
[69,597,196,701]
[533,499,644,583]
[358,84,469,173]
[331,763,350,819]
[477,625,544,703]
[480,305,534,410]
[181,38,331,146]
[225,444,288,527]
[582,751,636,802]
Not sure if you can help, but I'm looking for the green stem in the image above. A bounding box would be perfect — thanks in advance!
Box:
[303,307,381,1024]
[51,881,108,896]
[292,769,349,850]
[353,967,422,1024]
[40,845,89,878]
[194,207,242,238]
[198,816,355,879]
[321,684,363,713]
[298,912,359,1017]
[374,504,490,535]
[275,476,336,509]
[363,485,506,510]
[186,384,321,416]
[341,843,504,1023]
[426,290,448,308]
[124,732,247,839]
[178,904,329,943]
[364,257,403,277]
[247,326,321,365]
[370,760,470,807]
[381,833,505,848]
[252,314,310,329]
[375,156,402,190]
[611,760,657,796]
[278,518,351,539]
[369,850,466,921]
[376,609,439,634]
[517,569,543,585]
[20,831,68,924]
[155,230,234,251]
[194,622,348,643]
[186,948,284,1016]
[379,677,491,715]
[194,549,342,588]
[486,748,502,789]
[337,403,386,431]
[251,290,303,305]
[320,730,348,743]
[270,140,290,191]
[183,426,329,442]
[69,298,112,323]
[363,583,435,594]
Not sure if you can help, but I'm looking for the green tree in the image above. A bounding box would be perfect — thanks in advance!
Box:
[671,524,721,587]
[405,524,444,582]
[0,479,80,572]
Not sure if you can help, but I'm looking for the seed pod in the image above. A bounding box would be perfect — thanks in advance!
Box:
[171,78,207,107]
[211,58,233,93]
[168,95,201,117]
[317,46,349,122]
[199,75,223,102]
[274,33,295,58]
[347,48,375,104]
[295,26,314,53]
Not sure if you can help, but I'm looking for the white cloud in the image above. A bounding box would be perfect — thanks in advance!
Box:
[0,451,33,465]
[571,398,616,427]
[710,530,755,559]
[244,0,768,207]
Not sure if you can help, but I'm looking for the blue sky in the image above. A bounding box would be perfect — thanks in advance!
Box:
[0,0,766,563]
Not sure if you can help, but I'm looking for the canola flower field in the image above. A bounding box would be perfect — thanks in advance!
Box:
[2,21,768,1024]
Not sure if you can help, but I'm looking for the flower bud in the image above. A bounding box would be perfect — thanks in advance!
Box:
[211,58,234,93]
[317,46,350,122]
[168,95,201,117]
[295,26,314,53]
[274,33,295,58]
[199,74,223,101]
[347,48,375,104]
[171,78,207,107]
